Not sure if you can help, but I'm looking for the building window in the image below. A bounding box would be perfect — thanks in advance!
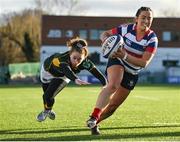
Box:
[162,31,180,42]
[65,30,73,38]
[90,29,99,40]
[162,31,171,41]
[47,29,62,38]
[99,30,105,36]
[89,29,105,40]
[79,30,88,39]
[171,32,180,41]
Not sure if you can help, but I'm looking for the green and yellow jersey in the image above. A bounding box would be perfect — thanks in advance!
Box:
[43,51,107,86]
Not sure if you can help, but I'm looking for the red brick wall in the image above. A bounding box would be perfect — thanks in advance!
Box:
[42,15,180,47]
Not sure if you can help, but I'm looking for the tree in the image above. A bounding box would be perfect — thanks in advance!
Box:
[34,0,88,15]
[23,32,35,62]
[0,9,41,64]
[0,0,88,65]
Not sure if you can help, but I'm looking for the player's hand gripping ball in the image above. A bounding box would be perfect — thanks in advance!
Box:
[102,34,124,58]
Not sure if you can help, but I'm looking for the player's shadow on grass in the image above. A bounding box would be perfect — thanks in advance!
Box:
[1,124,180,141]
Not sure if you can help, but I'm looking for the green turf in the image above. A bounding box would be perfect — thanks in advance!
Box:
[0,84,180,141]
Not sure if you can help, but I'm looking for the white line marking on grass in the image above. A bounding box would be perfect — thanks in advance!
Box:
[133,95,159,101]
[153,122,180,125]
[71,88,99,93]
[86,89,99,93]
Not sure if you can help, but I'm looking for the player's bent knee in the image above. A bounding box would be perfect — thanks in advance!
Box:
[107,83,119,93]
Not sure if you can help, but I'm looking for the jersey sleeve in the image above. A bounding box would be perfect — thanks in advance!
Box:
[111,26,122,35]
[58,63,78,81]
[111,23,134,37]
[89,67,107,86]
[79,58,95,71]
[44,53,60,71]
[79,59,107,86]
[145,32,158,54]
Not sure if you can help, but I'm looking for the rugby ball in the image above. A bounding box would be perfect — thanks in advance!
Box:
[102,34,124,58]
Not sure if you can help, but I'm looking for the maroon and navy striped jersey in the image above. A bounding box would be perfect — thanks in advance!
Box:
[111,23,158,74]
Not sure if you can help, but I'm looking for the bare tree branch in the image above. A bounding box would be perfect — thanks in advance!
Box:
[34,0,88,15]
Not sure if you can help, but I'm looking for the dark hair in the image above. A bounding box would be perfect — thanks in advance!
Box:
[135,7,153,17]
[67,37,88,57]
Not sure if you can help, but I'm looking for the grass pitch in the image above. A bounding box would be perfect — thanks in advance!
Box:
[0,84,180,141]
